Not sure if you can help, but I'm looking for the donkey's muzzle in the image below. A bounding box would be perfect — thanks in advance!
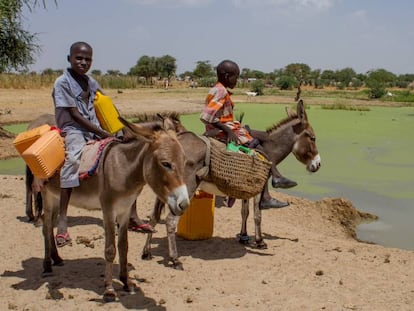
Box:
[307,154,321,173]
[167,184,190,216]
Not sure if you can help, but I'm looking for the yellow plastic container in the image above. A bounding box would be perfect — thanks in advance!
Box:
[177,191,215,240]
[13,124,51,155]
[22,130,65,179]
[94,91,124,134]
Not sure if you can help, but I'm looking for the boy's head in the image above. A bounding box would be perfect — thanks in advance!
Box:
[67,41,93,75]
[217,60,240,89]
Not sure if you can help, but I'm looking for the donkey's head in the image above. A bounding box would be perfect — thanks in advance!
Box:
[119,116,190,216]
[288,100,321,173]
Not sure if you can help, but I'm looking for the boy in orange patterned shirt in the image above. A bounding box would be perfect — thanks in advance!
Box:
[200,60,290,209]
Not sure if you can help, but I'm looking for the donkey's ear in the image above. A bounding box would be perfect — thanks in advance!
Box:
[155,113,176,132]
[296,99,308,121]
[156,113,164,121]
[162,117,177,132]
[118,116,153,141]
[285,106,296,118]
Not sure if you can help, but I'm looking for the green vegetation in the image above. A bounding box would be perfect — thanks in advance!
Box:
[128,55,177,83]
[0,0,56,72]
[321,104,370,111]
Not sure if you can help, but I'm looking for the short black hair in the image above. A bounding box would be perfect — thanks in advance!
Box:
[69,41,92,56]
[216,60,239,76]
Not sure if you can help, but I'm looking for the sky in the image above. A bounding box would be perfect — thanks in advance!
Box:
[22,0,414,75]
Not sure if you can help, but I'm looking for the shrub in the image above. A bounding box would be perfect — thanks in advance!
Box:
[198,77,216,88]
[275,75,297,90]
[250,80,265,95]
[366,80,386,99]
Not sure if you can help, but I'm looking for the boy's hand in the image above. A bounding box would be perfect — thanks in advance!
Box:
[226,130,239,144]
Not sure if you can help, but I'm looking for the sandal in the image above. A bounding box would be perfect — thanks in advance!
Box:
[128,223,156,233]
[56,232,72,247]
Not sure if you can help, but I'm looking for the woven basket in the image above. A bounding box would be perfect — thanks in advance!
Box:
[208,138,271,199]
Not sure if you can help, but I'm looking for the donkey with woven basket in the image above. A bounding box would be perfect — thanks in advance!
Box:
[137,99,321,269]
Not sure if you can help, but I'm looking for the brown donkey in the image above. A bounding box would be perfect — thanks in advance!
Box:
[37,116,189,302]
[138,99,321,269]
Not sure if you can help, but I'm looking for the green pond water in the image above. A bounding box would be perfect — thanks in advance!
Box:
[3,104,414,250]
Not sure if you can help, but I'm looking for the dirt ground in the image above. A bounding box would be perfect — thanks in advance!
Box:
[0,88,413,310]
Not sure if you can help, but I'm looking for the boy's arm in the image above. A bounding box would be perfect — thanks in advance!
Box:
[211,121,239,144]
[68,107,113,139]
[200,118,239,144]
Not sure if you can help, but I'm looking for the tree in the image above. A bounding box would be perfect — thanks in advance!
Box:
[309,69,321,87]
[365,69,396,99]
[158,55,176,78]
[366,68,396,86]
[91,69,102,76]
[193,60,214,78]
[284,63,311,84]
[249,70,265,79]
[335,67,356,88]
[128,55,176,83]
[240,67,251,81]
[320,69,335,86]
[276,75,297,90]
[128,55,158,84]
[106,69,121,76]
[0,0,55,72]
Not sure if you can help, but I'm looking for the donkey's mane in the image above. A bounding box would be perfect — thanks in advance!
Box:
[266,113,298,134]
[131,111,181,124]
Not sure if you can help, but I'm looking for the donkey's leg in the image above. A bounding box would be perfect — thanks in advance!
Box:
[238,199,250,244]
[33,191,43,227]
[142,232,154,260]
[142,198,163,260]
[117,210,136,294]
[25,166,34,221]
[42,194,62,276]
[253,194,267,249]
[42,209,54,276]
[166,212,182,270]
[102,210,117,303]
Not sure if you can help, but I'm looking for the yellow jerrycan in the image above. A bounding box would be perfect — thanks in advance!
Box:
[94,91,124,134]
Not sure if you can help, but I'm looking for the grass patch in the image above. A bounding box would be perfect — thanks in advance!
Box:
[321,104,370,111]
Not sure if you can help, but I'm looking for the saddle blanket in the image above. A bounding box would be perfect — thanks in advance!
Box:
[79,137,116,180]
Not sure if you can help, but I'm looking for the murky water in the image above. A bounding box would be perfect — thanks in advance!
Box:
[282,182,414,251]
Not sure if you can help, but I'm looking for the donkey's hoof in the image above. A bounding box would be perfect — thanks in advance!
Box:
[123,282,138,294]
[42,270,53,278]
[34,218,43,227]
[103,289,117,303]
[52,257,64,266]
[170,259,184,270]
[237,234,250,245]
[173,264,184,271]
[255,241,268,249]
[141,252,152,260]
